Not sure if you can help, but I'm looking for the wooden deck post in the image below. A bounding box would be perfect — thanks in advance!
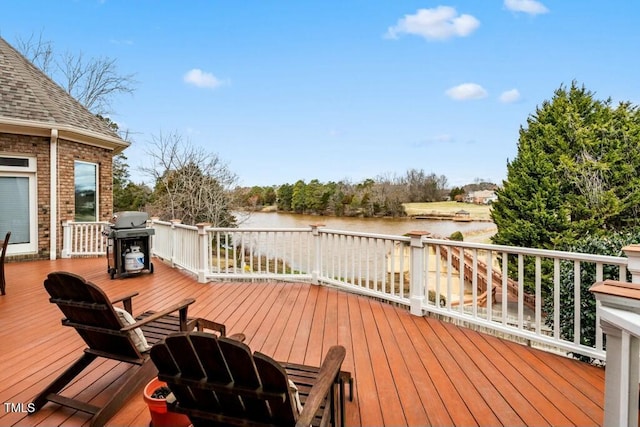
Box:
[196,223,210,283]
[310,224,324,285]
[149,217,159,259]
[591,253,640,427]
[408,231,429,316]
[61,220,72,258]
[169,219,181,268]
[623,245,640,285]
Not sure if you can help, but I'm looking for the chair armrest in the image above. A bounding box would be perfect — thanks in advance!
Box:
[295,345,346,427]
[110,291,140,314]
[228,333,246,342]
[185,318,246,342]
[187,318,226,335]
[121,298,196,332]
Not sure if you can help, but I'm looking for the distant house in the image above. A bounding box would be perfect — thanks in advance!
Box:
[0,37,129,260]
[465,190,497,205]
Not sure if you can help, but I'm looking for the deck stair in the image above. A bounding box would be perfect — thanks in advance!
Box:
[439,244,536,310]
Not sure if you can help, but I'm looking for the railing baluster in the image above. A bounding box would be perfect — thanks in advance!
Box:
[535,256,542,335]
[498,251,506,324]
[435,245,442,309]
[574,260,581,346]
[518,254,524,330]
[249,231,255,272]
[472,249,478,318]
[553,258,560,341]
[595,262,604,352]
[424,243,431,306]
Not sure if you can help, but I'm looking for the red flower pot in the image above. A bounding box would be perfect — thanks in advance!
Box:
[143,377,191,427]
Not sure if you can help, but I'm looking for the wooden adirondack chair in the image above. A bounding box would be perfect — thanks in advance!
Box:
[0,231,10,295]
[151,331,349,427]
[30,271,217,427]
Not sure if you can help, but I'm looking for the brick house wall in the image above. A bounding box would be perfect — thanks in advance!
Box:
[1,132,113,260]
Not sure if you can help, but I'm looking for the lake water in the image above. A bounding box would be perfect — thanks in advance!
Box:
[236,211,495,239]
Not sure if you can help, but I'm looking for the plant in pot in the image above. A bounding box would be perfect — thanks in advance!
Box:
[143,377,191,427]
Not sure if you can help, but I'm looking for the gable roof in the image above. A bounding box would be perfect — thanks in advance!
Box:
[0,37,129,153]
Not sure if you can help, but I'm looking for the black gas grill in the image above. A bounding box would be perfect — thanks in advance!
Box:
[104,211,155,279]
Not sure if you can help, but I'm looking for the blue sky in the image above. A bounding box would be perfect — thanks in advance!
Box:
[2,1,640,187]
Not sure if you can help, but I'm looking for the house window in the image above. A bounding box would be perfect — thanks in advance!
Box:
[74,161,99,222]
[0,155,37,254]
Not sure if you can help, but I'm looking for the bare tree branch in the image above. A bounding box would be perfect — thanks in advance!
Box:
[59,52,136,114]
[140,131,238,226]
[14,31,136,114]
[15,30,54,74]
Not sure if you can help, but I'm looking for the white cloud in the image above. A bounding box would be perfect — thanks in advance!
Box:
[504,0,549,15]
[183,69,225,89]
[385,6,480,41]
[499,89,521,103]
[445,83,488,100]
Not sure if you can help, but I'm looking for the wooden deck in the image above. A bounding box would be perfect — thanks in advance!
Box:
[0,257,606,426]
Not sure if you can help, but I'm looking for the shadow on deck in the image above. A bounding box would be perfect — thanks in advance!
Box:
[0,257,605,426]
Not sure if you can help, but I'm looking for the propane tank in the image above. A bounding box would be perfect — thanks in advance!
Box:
[124,246,145,272]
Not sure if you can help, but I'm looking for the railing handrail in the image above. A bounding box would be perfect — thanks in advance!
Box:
[424,236,628,265]
[319,228,412,241]
[208,227,313,233]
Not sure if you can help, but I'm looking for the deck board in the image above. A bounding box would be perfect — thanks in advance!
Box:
[0,257,608,426]
[359,296,406,426]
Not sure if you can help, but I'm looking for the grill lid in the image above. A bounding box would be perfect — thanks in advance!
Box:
[111,211,149,229]
[109,228,155,239]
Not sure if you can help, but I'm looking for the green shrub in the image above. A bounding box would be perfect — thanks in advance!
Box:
[543,230,638,362]
[449,231,464,241]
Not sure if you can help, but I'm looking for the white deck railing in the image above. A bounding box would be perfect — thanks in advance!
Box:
[411,237,628,361]
[61,220,109,258]
[62,220,632,361]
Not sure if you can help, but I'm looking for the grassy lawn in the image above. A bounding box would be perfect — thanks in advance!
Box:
[403,201,493,221]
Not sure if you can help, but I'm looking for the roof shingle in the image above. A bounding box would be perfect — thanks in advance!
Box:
[0,36,124,142]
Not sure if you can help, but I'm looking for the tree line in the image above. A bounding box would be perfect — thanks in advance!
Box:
[233,170,449,217]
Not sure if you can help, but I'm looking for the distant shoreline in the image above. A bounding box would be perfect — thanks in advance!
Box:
[403,201,493,222]
[253,201,494,222]
[410,214,493,222]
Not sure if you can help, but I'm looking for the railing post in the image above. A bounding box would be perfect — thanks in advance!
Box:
[170,219,181,268]
[149,217,159,257]
[61,220,72,258]
[623,245,640,285]
[310,224,324,285]
[196,223,210,283]
[591,280,640,427]
[408,231,429,316]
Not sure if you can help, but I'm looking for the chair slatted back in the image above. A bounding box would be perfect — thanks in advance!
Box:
[151,332,299,427]
[44,271,141,361]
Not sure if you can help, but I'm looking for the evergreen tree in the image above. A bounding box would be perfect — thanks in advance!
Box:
[291,180,307,213]
[276,184,293,211]
[492,82,640,249]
